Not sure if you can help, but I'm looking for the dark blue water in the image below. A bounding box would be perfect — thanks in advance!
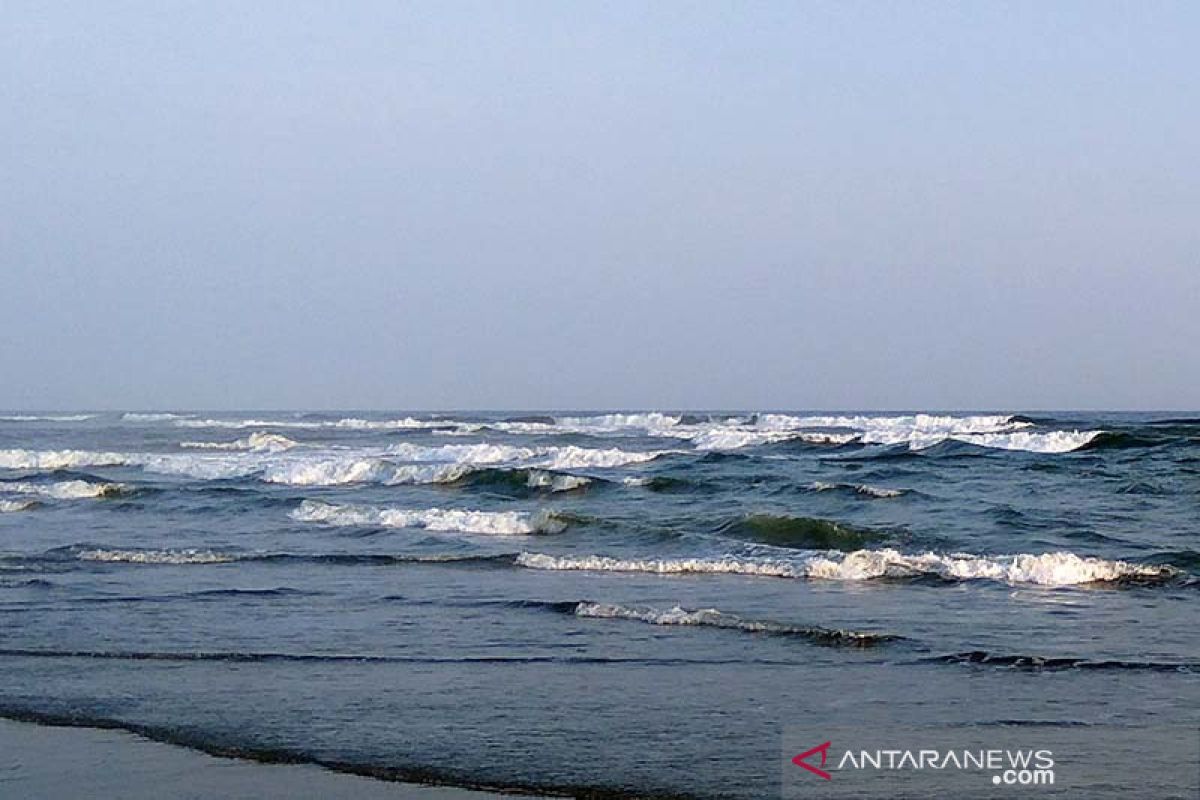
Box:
[1,412,1196,797]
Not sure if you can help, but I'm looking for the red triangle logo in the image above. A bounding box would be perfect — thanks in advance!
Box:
[792,741,832,780]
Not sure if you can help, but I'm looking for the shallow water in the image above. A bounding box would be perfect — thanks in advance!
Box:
[0,411,1196,797]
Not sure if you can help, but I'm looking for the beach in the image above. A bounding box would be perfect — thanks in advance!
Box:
[0,718,534,800]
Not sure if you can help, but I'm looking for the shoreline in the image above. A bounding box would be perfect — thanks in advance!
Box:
[0,715,548,800]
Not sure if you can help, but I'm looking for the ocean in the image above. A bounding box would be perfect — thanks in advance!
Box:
[0,411,1196,798]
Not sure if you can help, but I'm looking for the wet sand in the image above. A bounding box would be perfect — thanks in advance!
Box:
[0,719,537,800]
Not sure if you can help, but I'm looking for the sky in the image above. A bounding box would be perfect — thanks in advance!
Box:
[2,1,1197,411]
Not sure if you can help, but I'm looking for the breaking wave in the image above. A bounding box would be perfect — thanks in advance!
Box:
[882,429,1101,453]
[808,481,905,498]
[571,602,896,646]
[0,449,128,470]
[451,468,594,494]
[175,417,447,430]
[0,443,663,487]
[688,429,854,451]
[514,549,1179,587]
[78,548,237,565]
[180,432,299,452]
[386,443,666,470]
[0,414,96,422]
[716,514,889,551]
[0,480,129,500]
[510,412,1098,454]
[291,499,573,535]
[11,546,514,569]
[0,499,39,513]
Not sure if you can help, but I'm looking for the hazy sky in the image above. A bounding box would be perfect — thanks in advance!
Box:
[3,2,1197,411]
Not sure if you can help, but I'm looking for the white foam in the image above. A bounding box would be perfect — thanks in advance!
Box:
[516,552,803,578]
[292,499,566,535]
[1,480,127,500]
[809,481,904,498]
[387,442,539,464]
[754,413,1022,433]
[951,430,1098,453]
[77,548,236,564]
[525,470,592,492]
[122,412,194,422]
[555,413,682,430]
[688,429,854,451]
[516,548,1173,586]
[503,411,1095,455]
[384,442,665,470]
[535,446,664,469]
[180,432,298,452]
[176,417,441,430]
[0,447,478,486]
[0,449,129,470]
[259,459,469,486]
[140,454,260,480]
[0,499,38,512]
[572,602,888,641]
[574,601,788,633]
[0,414,96,422]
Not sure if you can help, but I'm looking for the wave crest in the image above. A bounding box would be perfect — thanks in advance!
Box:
[78,548,237,564]
[1,480,129,500]
[572,602,895,646]
[717,514,887,551]
[180,432,299,452]
[291,500,571,535]
[515,549,1178,587]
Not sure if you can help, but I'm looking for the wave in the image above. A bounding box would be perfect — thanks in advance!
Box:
[561,412,683,427]
[0,414,96,422]
[257,448,664,486]
[0,480,129,500]
[932,651,1198,673]
[621,475,695,492]
[105,411,1106,456]
[0,449,128,470]
[716,514,888,551]
[0,444,659,487]
[121,412,194,422]
[859,429,1101,453]
[688,429,854,451]
[77,548,238,564]
[180,432,298,452]
[10,545,517,569]
[535,412,1097,454]
[0,499,39,513]
[291,500,573,535]
[537,445,666,469]
[452,468,593,494]
[756,412,1025,434]
[571,602,896,646]
[175,417,444,430]
[262,459,466,486]
[1075,431,1171,451]
[808,481,905,498]
[700,414,1096,454]
[386,442,667,470]
[514,548,1179,587]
